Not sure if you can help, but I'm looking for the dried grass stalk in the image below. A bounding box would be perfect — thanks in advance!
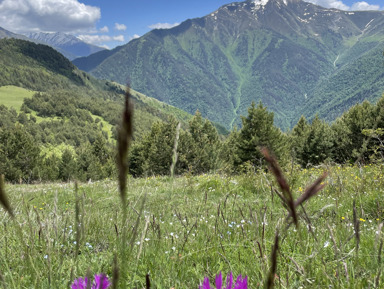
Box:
[261,148,298,226]
[116,87,134,205]
[266,231,279,289]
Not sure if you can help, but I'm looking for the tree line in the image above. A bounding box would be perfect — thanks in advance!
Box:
[1,92,384,183]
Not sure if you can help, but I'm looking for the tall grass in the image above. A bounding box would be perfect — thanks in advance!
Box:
[0,163,383,287]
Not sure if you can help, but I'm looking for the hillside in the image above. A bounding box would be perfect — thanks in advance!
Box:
[73,0,384,129]
[0,38,193,139]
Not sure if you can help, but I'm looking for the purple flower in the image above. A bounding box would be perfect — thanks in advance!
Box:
[199,272,247,289]
[71,277,88,289]
[71,274,110,289]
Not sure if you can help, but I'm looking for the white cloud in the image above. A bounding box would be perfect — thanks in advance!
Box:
[100,26,109,33]
[0,0,100,33]
[78,34,125,45]
[305,0,381,10]
[113,35,125,42]
[115,23,127,31]
[351,2,380,10]
[128,34,140,42]
[148,22,180,30]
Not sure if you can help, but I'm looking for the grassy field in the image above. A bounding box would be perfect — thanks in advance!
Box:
[1,164,384,288]
[0,85,36,110]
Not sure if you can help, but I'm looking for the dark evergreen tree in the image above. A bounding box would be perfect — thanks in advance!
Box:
[0,125,41,183]
[300,115,333,166]
[330,118,353,163]
[129,117,192,177]
[39,154,60,181]
[188,110,220,174]
[340,101,377,161]
[59,149,77,181]
[220,127,241,172]
[236,102,286,168]
[290,115,310,164]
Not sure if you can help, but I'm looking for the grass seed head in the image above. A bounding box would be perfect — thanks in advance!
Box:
[116,86,134,204]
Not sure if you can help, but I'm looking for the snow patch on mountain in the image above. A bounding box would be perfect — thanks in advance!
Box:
[253,0,269,5]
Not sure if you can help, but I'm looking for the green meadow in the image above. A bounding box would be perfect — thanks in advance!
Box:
[0,85,35,110]
[1,164,384,288]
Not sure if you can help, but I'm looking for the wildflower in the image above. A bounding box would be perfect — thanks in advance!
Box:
[360,218,366,222]
[199,272,247,289]
[323,241,330,248]
[341,217,345,220]
[71,274,110,289]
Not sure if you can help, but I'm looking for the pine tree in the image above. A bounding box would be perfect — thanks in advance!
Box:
[290,115,309,164]
[0,125,41,183]
[59,149,77,181]
[301,115,333,166]
[341,101,377,161]
[188,110,220,174]
[236,102,286,168]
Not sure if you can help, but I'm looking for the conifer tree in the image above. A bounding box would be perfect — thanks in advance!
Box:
[301,115,333,166]
[0,125,40,182]
[188,110,220,174]
[290,115,309,164]
[236,102,286,168]
[59,149,77,181]
[340,101,377,160]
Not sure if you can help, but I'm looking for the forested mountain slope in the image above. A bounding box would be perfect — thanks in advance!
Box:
[74,0,384,129]
[0,38,193,139]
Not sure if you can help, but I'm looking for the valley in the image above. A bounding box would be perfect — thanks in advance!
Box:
[1,0,384,288]
[73,0,384,130]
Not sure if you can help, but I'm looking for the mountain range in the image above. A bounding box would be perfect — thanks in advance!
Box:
[73,0,384,130]
[0,27,105,60]
[27,32,106,60]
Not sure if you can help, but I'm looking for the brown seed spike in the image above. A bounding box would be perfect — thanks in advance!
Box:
[116,86,134,204]
[0,175,14,218]
[261,148,298,227]
[266,231,279,289]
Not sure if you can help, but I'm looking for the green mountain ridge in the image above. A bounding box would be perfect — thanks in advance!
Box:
[0,38,194,139]
[73,0,384,130]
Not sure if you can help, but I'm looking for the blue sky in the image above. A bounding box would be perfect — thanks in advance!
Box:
[0,0,383,49]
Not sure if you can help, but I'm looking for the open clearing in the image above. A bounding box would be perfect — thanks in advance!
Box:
[0,85,36,110]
